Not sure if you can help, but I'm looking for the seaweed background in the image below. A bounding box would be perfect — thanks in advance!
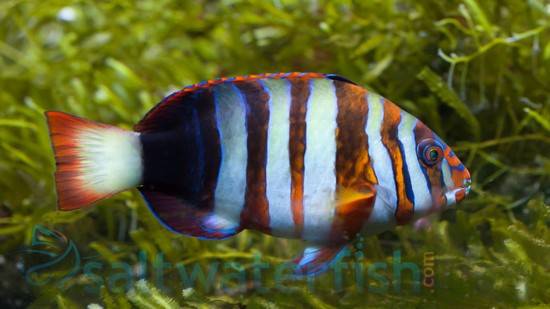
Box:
[0,0,549,308]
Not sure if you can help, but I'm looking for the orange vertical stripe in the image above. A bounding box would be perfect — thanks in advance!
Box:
[330,81,377,242]
[288,78,310,236]
[236,80,271,232]
[381,100,414,225]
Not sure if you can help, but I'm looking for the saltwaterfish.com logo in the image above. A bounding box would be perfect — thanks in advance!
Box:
[21,225,436,294]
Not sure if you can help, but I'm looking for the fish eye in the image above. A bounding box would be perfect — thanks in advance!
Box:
[418,139,443,166]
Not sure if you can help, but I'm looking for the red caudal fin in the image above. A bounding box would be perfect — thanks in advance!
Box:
[45,111,143,211]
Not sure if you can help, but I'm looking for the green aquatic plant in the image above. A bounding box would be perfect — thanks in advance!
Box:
[0,0,549,307]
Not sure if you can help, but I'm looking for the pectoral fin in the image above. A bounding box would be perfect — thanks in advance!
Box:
[293,245,349,276]
[336,185,376,206]
[329,185,376,242]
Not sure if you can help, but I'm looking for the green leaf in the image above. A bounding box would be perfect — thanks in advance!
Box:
[524,108,550,132]
[463,0,494,36]
[56,295,80,309]
[417,67,481,140]
[544,41,550,60]
[127,280,179,309]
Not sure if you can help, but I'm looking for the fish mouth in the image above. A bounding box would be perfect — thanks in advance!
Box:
[463,178,472,194]
[444,178,471,207]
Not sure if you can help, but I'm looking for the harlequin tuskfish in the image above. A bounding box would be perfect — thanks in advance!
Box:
[45,72,471,275]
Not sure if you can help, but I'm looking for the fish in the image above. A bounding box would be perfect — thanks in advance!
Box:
[45,72,471,276]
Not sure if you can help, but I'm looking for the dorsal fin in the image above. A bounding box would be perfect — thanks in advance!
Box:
[134,72,330,133]
[325,74,358,85]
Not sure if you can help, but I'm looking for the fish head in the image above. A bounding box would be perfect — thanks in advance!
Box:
[413,120,471,213]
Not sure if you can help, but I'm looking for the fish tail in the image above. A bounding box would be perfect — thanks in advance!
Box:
[45,111,143,211]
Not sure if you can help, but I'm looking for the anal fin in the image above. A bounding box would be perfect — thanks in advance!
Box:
[293,245,349,276]
[140,190,241,240]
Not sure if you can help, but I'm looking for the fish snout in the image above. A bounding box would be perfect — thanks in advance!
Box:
[445,167,471,206]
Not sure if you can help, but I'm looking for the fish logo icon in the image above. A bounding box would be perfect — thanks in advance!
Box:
[22,225,81,287]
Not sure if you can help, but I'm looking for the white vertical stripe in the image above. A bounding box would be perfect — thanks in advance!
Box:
[365,93,397,212]
[362,93,397,232]
[445,189,457,206]
[397,112,432,217]
[361,196,395,235]
[213,83,247,222]
[261,79,294,237]
[441,159,454,191]
[302,79,337,242]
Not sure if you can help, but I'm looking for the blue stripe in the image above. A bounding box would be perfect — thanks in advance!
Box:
[212,88,222,186]
[232,83,249,116]
[419,164,432,195]
[258,80,272,108]
[439,168,446,190]
[398,139,415,208]
[450,164,465,172]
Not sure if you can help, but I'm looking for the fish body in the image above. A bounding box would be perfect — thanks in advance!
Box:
[46,72,471,275]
